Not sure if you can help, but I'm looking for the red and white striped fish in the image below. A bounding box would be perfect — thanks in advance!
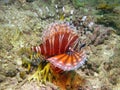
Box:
[31,23,87,71]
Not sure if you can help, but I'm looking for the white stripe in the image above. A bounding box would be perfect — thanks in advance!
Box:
[49,39,52,55]
[64,33,75,50]
[59,33,64,53]
[35,46,38,52]
[52,36,55,54]
[31,46,34,51]
[43,43,47,54]
[38,46,41,53]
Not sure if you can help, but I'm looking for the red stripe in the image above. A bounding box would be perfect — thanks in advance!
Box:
[60,32,70,53]
[39,44,45,55]
[54,33,60,54]
[45,39,51,56]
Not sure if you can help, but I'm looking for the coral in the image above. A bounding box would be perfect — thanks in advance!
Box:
[72,16,112,46]
[28,62,53,83]
[18,46,56,83]
[0,0,120,89]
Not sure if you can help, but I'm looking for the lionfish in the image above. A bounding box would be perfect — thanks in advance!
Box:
[31,23,87,71]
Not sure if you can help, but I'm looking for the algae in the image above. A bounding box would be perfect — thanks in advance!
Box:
[71,0,85,8]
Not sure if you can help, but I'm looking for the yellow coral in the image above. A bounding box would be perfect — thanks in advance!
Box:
[28,62,53,83]
[19,48,53,83]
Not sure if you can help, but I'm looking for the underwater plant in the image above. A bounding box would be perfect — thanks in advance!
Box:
[71,0,86,8]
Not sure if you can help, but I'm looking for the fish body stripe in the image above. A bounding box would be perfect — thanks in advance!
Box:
[47,50,86,71]
[32,23,78,57]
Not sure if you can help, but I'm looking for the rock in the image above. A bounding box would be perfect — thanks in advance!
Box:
[0,0,15,5]
[0,74,6,83]
[26,0,35,3]
[113,6,120,14]
[5,70,17,77]
[5,63,17,77]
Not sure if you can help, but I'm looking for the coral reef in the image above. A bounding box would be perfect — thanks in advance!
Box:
[28,15,116,89]
[0,0,120,90]
[72,16,112,46]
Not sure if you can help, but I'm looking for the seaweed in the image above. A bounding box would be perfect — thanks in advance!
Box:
[96,3,115,14]
[71,0,86,8]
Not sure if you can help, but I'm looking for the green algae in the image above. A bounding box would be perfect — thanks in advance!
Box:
[71,0,85,8]
[96,2,120,34]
